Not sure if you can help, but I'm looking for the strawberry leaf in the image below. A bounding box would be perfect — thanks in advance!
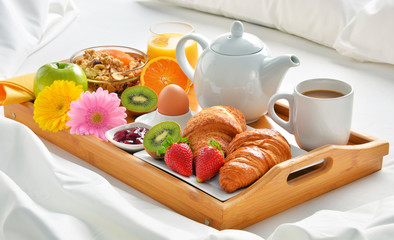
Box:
[208,139,224,157]
[177,137,189,143]
[156,149,166,158]
[157,135,190,156]
[162,135,175,148]
[178,137,193,151]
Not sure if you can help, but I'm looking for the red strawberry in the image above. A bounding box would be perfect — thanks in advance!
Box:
[195,139,224,183]
[162,136,193,177]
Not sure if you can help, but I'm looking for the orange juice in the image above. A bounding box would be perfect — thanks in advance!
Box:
[147,33,198,68]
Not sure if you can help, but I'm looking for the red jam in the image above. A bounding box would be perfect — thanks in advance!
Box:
[113,127,149,144]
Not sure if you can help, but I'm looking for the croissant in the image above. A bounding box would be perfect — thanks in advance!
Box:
[219,128,291,193]
[182,106,246,159]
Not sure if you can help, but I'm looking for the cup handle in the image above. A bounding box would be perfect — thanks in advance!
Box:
[175,33,209,82]
[268,93,295,134]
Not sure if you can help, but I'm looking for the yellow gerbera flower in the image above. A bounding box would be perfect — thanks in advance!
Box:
[33,80,84,132]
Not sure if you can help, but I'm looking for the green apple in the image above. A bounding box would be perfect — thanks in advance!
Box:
[33,62,88,97]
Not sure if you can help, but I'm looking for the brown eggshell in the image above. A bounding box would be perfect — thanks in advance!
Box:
[157,84,189,116]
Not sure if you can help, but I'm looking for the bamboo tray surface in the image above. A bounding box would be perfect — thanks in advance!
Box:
[4,85,389,230]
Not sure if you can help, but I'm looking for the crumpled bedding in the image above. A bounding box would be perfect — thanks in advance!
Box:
[0,0,78,79]
[0,116,264,240]
[158,0,394,66]
[268,195,394,240]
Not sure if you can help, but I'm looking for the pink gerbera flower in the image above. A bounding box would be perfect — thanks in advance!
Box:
[66,87,127,141]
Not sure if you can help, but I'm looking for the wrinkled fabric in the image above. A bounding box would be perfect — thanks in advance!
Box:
[0,0,78,79]
[0,116,264,239]
[158,0,394,65]
[268,195,394,240]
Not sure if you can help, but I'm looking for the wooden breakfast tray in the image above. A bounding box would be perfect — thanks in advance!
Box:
[4,86,389,230]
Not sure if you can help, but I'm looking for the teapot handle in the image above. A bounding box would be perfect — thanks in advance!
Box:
[175,33,209,81]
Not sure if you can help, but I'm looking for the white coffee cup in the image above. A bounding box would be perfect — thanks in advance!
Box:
[268,78,354,151]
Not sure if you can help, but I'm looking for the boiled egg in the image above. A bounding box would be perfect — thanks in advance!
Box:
[157,84,189,116]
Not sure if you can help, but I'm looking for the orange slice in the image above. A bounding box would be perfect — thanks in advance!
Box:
[150,33,183,48]
[140,56,191,95]
[150,34,170,48]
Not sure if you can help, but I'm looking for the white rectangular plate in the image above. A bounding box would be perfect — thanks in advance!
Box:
[133,145,307,201]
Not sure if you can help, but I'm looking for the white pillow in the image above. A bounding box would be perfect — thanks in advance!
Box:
[334,0,394,65]
[158,0,394,65]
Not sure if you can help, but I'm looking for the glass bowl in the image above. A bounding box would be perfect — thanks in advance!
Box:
[70,45,148,95]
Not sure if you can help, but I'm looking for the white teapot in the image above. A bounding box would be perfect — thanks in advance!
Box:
[176,21,300,123]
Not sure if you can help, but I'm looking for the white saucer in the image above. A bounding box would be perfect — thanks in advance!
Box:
[135,109,195,130]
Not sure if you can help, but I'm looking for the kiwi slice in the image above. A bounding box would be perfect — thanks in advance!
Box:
[121,86,158,113]
[143,121,181,159]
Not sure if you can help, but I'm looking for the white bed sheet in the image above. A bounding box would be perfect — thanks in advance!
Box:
[0,0,78,80]
[1,0,394,239]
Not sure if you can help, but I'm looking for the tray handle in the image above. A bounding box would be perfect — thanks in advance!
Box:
[237,140,387,199]
[281,146,336,186]
[271,145,337,187]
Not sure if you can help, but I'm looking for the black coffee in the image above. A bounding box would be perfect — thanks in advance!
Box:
[302,89,344,98]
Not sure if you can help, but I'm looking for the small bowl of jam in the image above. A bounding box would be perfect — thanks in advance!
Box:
[105,122,151,152]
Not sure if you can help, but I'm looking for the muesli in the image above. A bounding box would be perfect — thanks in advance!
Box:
[73,49,146,94]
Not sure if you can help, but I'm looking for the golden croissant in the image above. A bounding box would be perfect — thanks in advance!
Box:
[182,106,246,159]
[219,128,291,193]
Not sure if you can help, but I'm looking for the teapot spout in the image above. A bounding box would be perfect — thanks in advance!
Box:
[265,54,300,73]
[284,55,300,68]
[260,54,300,95]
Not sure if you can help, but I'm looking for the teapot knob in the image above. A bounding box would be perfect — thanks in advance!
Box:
[211,20,263,55]
[231,21,243,38]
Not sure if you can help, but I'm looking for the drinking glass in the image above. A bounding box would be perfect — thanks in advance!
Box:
[147,21,198,68]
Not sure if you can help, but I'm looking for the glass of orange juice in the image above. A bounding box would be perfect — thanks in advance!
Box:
[147,22,198,68]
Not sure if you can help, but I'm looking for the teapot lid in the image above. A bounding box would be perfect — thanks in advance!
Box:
[211,21,263,56]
